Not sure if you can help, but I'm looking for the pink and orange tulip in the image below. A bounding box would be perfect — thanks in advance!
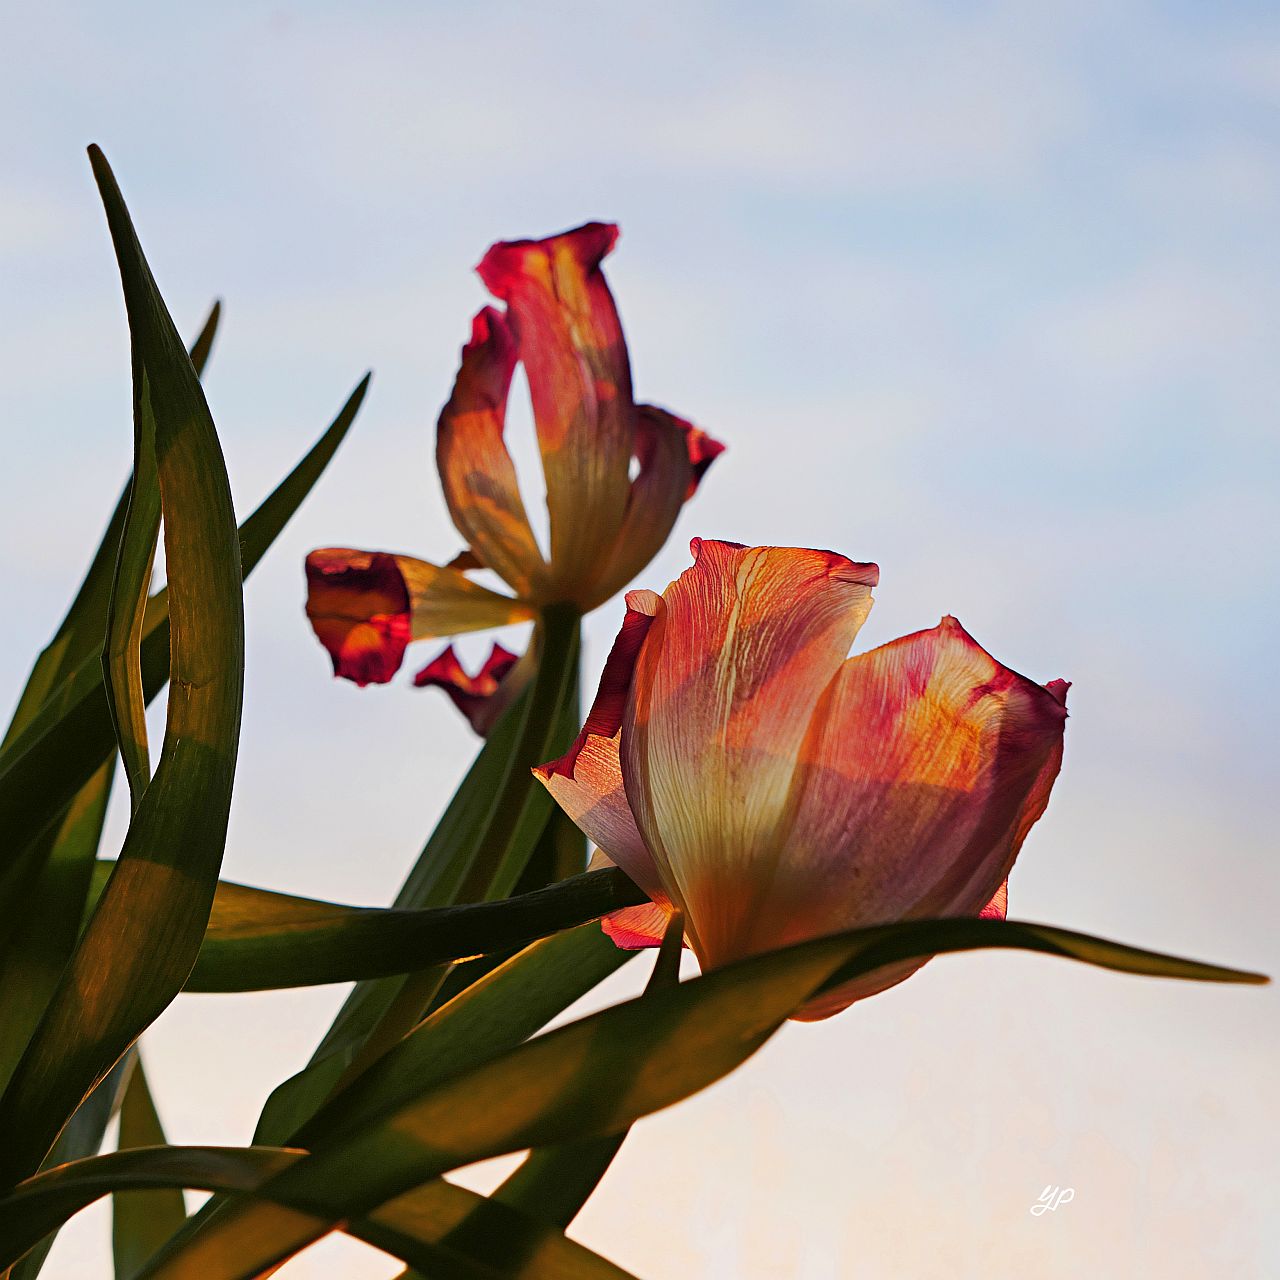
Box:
[305,223,723,722]
[535,539,1069,1019]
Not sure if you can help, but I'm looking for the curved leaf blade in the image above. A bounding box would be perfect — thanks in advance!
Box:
[0,1146,634,1279]
[0,147,245,1187]
[112,1058,186,1279]
[140,916,1264,1278]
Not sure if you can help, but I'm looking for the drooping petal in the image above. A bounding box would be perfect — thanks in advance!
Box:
[436,308,548,599]
[773,620,1067,1018]
[586,848,679,950]
[621,540,879,966]
[587,406,726,607]
[305,547,533,686]
[413,641,531,736]
[478,224,634,599]
[304,549,411,686]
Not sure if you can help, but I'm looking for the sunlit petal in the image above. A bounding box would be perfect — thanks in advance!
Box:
[478,223,634,598]
[622,539,879,965]
[437,307,548,598]
[588,406,725,606]
[305,547,532,685]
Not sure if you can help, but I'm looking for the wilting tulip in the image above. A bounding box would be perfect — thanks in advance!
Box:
[305,223,724,727]
[535,539,1068,1019]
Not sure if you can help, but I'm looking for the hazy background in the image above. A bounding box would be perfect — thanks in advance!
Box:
[2,2,1277,1276]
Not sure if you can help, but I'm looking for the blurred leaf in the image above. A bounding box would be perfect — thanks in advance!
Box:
[254,609,581,1145]
[112,1058,186,1279]
[0,369,368,919]
[0,1146,635,1279]
[6,1053,136,1280]
[0,764,115,1094]
[138,915,1265,1278]
[0,147,245,1187]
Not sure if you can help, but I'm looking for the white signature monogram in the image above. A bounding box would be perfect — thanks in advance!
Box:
[1030,1185,1075,1216]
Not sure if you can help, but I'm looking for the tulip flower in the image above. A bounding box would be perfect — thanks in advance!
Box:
[535,539,1069,1019]
[305,223,724,728]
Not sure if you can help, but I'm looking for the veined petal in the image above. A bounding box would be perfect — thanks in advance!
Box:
[773,619,1067,1018]
[587,406,726,607]
[621,540,879,967]
[534,729,661,902]
[437,308,548,598]
[478,224,634,598]
[305,547,532,686]
[413,641,531,736]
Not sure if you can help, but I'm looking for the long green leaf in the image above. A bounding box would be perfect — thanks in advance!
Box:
[81,860,644,994]
[112,1057,186,1279]
[138,915,1264,1278]
[0,147,245,1188]
[187,867,644,993]
[0,308,222,1280]
[102,358,162,808]
[0,372,369,919]
[0,1146,635,1279]
[0,303,220,756]
[5,1052,137,1280]
[486,917,683,1237]
[253,608,581,1144]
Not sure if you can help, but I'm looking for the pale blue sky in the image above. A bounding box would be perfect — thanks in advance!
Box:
[2,3,1277,1276]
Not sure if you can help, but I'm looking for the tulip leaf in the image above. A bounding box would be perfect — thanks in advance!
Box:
[186,866,644,993]
[0,1146,636,1279]
[0,302,219,756]
[81,860,643,995]
[135,913,1264,1279]
[0,367,369,923]
[112,1057,186,1279]
[253,609,581,1145]
[482,911,683,1242]
[101,361,162,810]
[0,146,246,1187]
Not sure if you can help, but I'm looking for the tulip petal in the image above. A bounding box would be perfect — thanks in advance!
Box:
[586,848,680,950]
[621,540,879,966]
[588,406,725,606]
[478,224,634,598]
[437,308,549,598]
[535,730,662,903]
[305,548,532,686]
[413,641,531,736]
[772,620,1067,1017]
